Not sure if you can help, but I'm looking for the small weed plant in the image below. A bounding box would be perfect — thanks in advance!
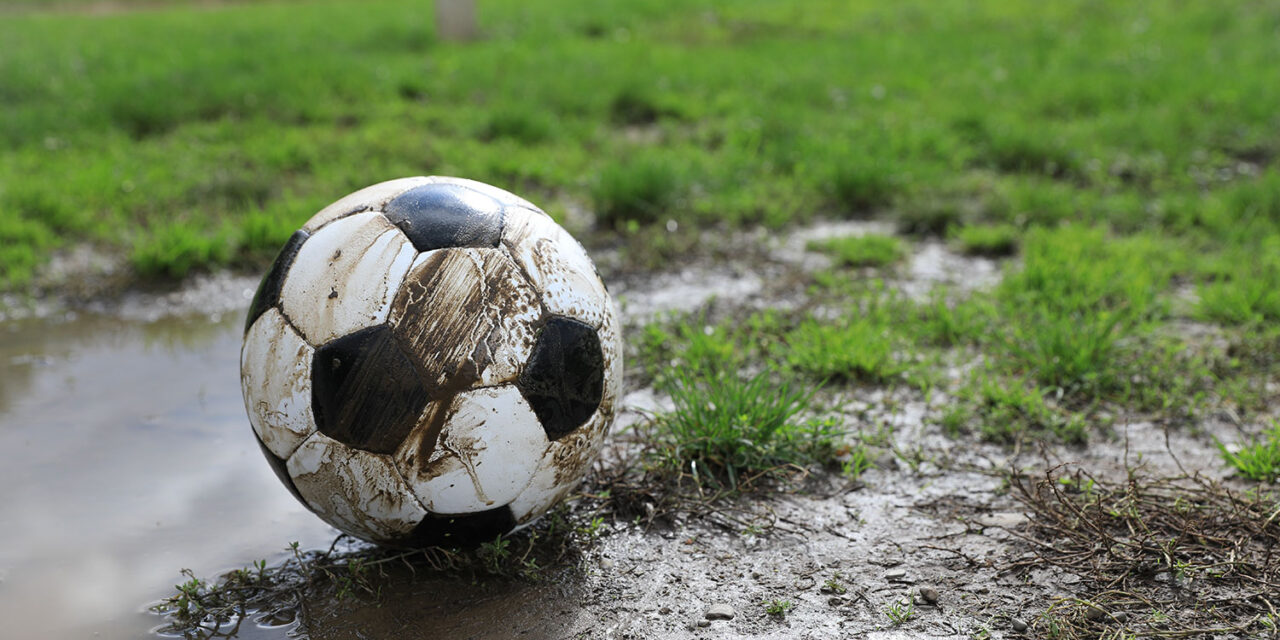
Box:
[822,575,848,595]
[885,594,917,626]
[1219,421,1280,482]
[764,599,794,618]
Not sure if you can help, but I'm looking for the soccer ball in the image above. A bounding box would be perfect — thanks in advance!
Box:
[240,177,621,547]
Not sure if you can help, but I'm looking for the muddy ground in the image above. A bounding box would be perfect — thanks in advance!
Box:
[1,222,1270,640]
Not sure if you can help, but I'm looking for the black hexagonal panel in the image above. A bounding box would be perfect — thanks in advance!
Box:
[245,229,309,333]
[311,325,429,454]
[402,506,517,548]
[381,183,504,252]
[252,432,312,513]
[517,316,604,441]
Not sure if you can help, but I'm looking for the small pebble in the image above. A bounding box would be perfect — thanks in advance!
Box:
[705,603,736,620]
[1112,612,1129,624]
[1085,606,1107,621]
[658,607,671,616]
[827,596,845,607]
[1011,618,1028,632]
[885,568,907,581]
[697,620,711,628]
[919,587,939,604]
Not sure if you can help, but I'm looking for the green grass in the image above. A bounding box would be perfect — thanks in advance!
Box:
[828,154,899,215]
[1220,421,1280,483]
[950,224,1019,257]
[2,0,1279,285]
[993,227,1171,391]
[963,374,1087,445]
[592,153,685,228]
[130,222,234,279]
[656,366,840,490]
[1198,236,1280,325]
[637,310,787,387]
[809,234,905,269]
[783,314,904,384]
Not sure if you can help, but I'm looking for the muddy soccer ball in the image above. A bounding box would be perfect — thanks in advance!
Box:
[239,177,621,546]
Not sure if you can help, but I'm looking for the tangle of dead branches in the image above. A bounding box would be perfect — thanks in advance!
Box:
[1004,463,1280,638]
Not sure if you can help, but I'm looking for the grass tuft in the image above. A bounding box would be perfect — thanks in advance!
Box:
[809,234,905,268]
[896,197,963,236]
[238,208,302,254]
[950,224,1019,257]
[994,227,1168,391]
[964,374,1087,445]
[656,366,839,490]
[130,223,234,279]
[481,108,554,145]
[591,154,682,228]
[1219,421,1280,483]
[783,313,905,384]
[828,154,898,215]
[1198,237,1280,325]
[609,85,675,125]
[0,213,57,287]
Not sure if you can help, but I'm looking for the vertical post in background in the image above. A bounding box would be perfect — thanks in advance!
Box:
[435,0,478,41]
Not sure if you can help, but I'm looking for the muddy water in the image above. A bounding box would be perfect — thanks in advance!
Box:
[0,312,335,639]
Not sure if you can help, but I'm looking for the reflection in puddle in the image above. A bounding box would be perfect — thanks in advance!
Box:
[0,314,334,639]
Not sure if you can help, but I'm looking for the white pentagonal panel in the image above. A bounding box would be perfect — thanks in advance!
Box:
[395,386,547,514]
[302,176,433,233]
[502,210,609,328]
[506,447,569,526]
[280,211,417,346]
[508,405,613,525]
[287,433,427,541]
[241,308,316,459]
[426,176,546,215]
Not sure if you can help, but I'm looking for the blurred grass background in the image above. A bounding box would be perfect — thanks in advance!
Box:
[0,0,1277,285]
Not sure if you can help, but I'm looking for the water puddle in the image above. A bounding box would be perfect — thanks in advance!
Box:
[0,313,336,638]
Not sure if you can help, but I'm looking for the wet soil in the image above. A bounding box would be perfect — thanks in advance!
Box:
[0,222,1257,639]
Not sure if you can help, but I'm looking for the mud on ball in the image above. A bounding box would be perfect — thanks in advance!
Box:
[239,177,622,547]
